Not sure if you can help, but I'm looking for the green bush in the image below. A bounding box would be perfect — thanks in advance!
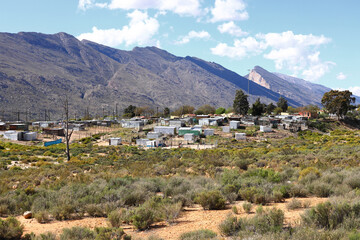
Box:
[163,202,182,223]
[60,227,95,240]
[286,198,302,210]
[242,202,252,213]
[302,201,354,230]
[0,217,24,240]
[94,227,126,240]
[107,210,123,228]
[31,232,57,240]
[131,207,155,230]
[34,211,51,224]
[180,229,217,240]
[86,204,106,217]
[219,215,242,236]
[195,190,226,210]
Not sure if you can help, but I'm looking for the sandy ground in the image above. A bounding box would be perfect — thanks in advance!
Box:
[17,197,327,239]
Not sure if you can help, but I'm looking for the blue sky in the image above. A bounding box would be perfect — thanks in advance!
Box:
[1,0,359,95]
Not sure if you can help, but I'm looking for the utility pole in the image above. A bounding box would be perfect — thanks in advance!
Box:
[115,103,118,118]
[63,97,73,162]
[17,111,20,122]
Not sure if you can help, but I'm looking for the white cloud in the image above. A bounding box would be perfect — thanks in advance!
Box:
[175,30,210,44]
[336,72,347,80]
[78,0,203,16]
[349,87,360,96]
[212,31,333,81]
[77,10,159,47]
[210,0,249,22]
[78,0,93,10]
[217,21,248,37]
[211,37,265,58]
[78,0,107,10]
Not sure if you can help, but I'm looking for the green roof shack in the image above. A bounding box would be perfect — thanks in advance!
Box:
[178,127,200,136]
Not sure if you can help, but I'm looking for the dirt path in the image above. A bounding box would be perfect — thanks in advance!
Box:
[17,197,327,239]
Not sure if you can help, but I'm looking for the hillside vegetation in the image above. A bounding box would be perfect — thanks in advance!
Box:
[1,123,360,239]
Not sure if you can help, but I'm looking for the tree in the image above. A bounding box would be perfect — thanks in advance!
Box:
[233,90,249,115]
[266,103,276,114]
[163,107,170,117]
[171,105,195,116]
[195,104,216,115]
[251,98,265,116]
[123,105,136,118]
[277,97,288,112]
[274,107,283,115]
[215,107,226,115]
[62,97,73,162]
[321,90,355,119]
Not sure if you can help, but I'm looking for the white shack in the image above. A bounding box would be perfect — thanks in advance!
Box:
[109,138,122,146]
[235,133,246,140]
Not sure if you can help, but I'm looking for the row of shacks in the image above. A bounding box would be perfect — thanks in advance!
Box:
[114,114,309,148]
[0,121,37,141]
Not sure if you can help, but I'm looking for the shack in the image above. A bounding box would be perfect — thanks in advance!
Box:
[178,127,200,136]
[147,132,163,139]
[184,133,196,142]
[204,129,214,136]
[154,126,176,135]
[235,132,246,140]
[109,138,122,146]
[260,126,272,132]
[43,128,65,136]
[230,121,240,129]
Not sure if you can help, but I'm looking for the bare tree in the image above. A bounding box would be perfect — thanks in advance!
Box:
[63,97,73,161]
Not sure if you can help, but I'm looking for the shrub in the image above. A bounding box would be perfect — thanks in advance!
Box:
[232,206,238,214]
[219,215,242,236]
[59,227,95,240]
[286,198,302,210]
[163,202,182,223]
[272,190,285,203]
[31,232,57,240]
[108,210,123,228]
[86,204,106,217]
[299,167,320,180]
[0,217,24,239]
[302,201,353,230]
[195,190,226,210]
[345,175,360,189]
[311,182,333,197]
[34,211,51,224]
[94,227,126,240]
[242,202,252,214]
[52,204,77,221]
[131,207,155,230]
[180,229,217,240]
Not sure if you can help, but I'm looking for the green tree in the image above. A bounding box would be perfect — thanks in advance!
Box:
[215,107,226,115]
[123,105,136,118]
[266,103,276,114]
[233,90,249,115]
[321,90,355,119]
[195,104,216,115]
[277,97,288,112]
[274,107,283,115]
[171,105,195,116]
[251,98,265,116]
[163,107,170,117]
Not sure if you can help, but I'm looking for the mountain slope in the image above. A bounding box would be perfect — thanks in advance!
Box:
[0,32,301,120]
[246,66,331,106]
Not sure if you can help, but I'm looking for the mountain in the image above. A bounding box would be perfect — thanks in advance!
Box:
[246,66,332,106]
[0,32,300,120]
